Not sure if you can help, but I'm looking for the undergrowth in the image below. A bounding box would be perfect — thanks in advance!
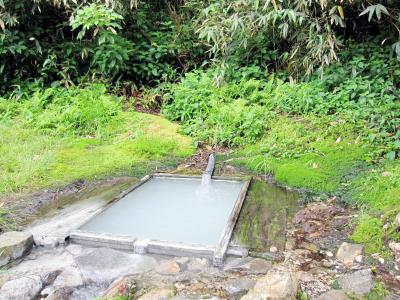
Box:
[0,84,194,198]
[162,43,400,256]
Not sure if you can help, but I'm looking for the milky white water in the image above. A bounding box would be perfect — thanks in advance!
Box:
[81,177,244,246]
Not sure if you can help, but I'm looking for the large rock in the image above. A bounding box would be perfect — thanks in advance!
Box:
[222,278,255,297]
[187,258,209,272]
[0,231,33,266]
[241,269,298,300]
[74,247,157,285]
[336,242,363,265]
[316,290,349,300]
[338,269,374,296]
[0,275,42,300]
[223,257,272,275]
[156,260,181,275]
[52,267,84,290]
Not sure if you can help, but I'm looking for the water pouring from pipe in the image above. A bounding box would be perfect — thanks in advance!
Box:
[202,153,215,185]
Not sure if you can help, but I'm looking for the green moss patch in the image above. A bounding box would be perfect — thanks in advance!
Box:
[230,115,368,192]
[0,111,194,199]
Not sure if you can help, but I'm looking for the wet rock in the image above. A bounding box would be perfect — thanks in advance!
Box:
[293,202,340,224]
[285,237,296,250]
[316,290,349,300]
[156,260,181,275]
[223,257,272,275]
[102,276,136,298]
[222,278,255,297]
[395,212,400,230]
[34,235,60,248]
[0,275,42,300]
[137,287,175,300]
[270,246,278,253]
[187,258,209,272]
[241,269,298,300]
[175,257,190,265]
[74,247,157,284]
[336,242,363,265]
[325,251,333,257]
[389,241,400,256]
[52,267,84,290]
[298,241,320,253]
[302,220,323,234]
[0,231,33,266]
[338,269,374,296]
[45,287,73,300]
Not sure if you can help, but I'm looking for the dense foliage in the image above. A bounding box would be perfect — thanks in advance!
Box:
[0,0,203,92]
[163,42,400,159]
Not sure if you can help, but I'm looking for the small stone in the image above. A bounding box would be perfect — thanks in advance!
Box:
[316,290,349,300]
[175,257,190,265]
[156,261,181,275]
[336,242,363,265]
[187,258,209,272]
[293,249,311,256]
[222,278,255,297]
[270,246,278,253]
[326,251,334,258]
[338,269,374,296]
[137,287,175,300]
[0,275,42,300]
[382,171,391,177]
[33,235,59,248]
[40,286,54,297]
[102,276,136,298]
[379,257,385,264]
[389,241,400,254]
[298,241,320,253]
[383,223,389,230]
[355,255,363,263]
[241,269,298,300]
[322,260,334,268]
[223,257,272,275]
[395,212,400,230]
[0,231,34,267]
[285,238,296,250]
[45,287,73,300]
[371,253,380,259]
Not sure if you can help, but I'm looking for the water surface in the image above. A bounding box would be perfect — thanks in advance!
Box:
[81,177,244,246]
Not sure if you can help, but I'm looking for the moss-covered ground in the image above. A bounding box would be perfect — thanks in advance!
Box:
[224,115,399,254]
[0,111,194,200]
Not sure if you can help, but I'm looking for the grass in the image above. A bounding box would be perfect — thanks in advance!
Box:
[350,161,400,254]
[0,111,195,199]
[220,114,399,255]
[229,115,368,193]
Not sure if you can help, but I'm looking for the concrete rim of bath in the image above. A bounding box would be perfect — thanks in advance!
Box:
[69,173,252,267]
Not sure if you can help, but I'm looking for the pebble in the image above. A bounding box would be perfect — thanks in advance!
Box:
[355,255,363,263]
[326,251,333,258]
[270,246,278,253]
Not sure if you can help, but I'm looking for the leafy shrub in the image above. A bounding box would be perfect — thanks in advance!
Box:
[2,84,122,137]
[187,101,268,146]
[164,42,399,158]
[163,70,269,146]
